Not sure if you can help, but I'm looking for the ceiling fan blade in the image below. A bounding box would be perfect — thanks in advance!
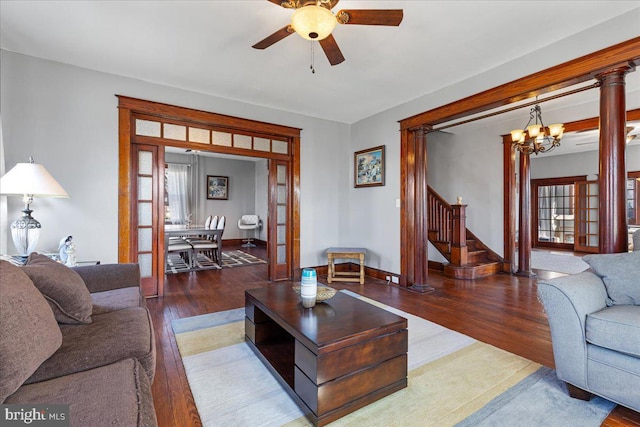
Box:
[319,34,345,66]
[336,10,403,26]
[252,25,294,50]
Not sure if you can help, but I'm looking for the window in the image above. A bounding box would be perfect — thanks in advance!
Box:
[627,172,640,225]
[164,164,191,225]
[532,176,586,249]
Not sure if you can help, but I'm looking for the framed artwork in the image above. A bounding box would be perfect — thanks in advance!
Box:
[206,175,229,200]
[354,145,385,188]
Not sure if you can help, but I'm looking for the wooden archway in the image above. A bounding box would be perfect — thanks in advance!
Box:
[399,37,640,289]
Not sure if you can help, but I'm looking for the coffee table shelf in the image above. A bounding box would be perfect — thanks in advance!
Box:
[245,285,407,426]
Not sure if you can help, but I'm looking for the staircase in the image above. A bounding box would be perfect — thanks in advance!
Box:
[428,186,503,279]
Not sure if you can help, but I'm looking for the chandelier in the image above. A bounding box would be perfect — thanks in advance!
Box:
[510,103,564,155]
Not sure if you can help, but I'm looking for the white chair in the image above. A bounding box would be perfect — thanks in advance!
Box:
[191,215,225,264]
[237,215,261,248]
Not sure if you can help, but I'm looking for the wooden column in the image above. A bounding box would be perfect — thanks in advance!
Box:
[401,127,434,293]
[517,151,535,277]
[503,136,517,273]
[596,65,634,253]
[450,203,468,265]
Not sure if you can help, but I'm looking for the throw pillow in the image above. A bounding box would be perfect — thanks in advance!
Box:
[0,261,62,402]
[583,251,640,306]
[22,253,93,324]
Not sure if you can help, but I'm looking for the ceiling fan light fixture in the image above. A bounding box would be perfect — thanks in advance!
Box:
[291,5,337,41]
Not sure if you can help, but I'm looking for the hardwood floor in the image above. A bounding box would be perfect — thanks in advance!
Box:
[147,245,639,426]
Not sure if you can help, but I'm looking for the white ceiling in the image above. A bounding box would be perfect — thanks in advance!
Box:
[1,1,639,125]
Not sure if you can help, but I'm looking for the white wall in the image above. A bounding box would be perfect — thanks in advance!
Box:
[1,50,349,266]
[531,145,640,179]
[255,159,268,242]
[1,8,638,273]
[199,156,255,240]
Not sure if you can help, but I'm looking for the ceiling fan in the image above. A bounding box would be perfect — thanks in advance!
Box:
[252,0,403,66]
[575,126,639,146]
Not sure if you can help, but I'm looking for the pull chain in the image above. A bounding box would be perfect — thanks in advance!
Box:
[310,41,315,74]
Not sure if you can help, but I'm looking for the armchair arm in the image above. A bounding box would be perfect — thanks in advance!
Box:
[71,263,141,294]
[537,271,608,389]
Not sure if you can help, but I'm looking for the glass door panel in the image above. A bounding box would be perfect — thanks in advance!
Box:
[575,180,599,253]
[133,144,161,296]
[269,160,290,280]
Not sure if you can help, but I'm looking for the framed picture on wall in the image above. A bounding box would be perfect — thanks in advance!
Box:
[206,175,229,200]
[354,145,385,188]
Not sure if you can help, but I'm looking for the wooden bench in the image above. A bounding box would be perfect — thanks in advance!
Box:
[325,247,366,285]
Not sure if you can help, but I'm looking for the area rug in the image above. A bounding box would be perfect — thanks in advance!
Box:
[530,250,589,274]
[221,250,267,268]
[171,291,615,427]
[166,253,221,274]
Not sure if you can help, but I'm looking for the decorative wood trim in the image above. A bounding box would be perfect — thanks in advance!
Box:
[402,38,639,283]
[117,96,302,295]
[292,135,301,280]
[400,37,640,130]
[118,96,302,137]
[118,107,133,263]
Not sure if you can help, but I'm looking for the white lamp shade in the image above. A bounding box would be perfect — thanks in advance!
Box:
[291,5,337,41]
[0,162,69,197]
[548,123,564,137]
[526,124,542,138]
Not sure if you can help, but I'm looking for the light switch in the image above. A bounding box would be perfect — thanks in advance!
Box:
[395,198,400,208]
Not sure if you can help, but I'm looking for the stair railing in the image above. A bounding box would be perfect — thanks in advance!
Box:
[427,186,467,265]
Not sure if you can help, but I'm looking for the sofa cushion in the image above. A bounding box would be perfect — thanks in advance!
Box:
[0,261,63,403]
[91,287,145,315]
[26,307,155,384]
[586,305,640,358]
[5,358,157,427]
[21,252,93,324]
[583,251,640,306]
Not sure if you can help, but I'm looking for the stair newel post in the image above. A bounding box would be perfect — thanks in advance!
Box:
[451,200,468,266]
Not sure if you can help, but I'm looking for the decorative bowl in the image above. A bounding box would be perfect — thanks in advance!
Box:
[292,285,337,302]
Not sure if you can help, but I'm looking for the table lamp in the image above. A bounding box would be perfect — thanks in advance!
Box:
[0,157,69,257]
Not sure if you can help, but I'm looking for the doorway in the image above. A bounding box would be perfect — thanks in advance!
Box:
[118,96,301,297]
[164,147,270,273]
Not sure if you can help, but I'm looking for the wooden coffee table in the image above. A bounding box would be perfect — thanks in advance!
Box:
[245,285,408,426]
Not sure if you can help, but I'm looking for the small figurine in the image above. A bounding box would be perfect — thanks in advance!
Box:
[58,235,77,267]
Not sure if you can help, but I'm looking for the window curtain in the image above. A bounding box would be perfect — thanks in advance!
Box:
[167,164,190,225]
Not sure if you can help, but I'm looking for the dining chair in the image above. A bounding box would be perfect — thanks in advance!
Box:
[166,237,193,271]
[190,216,225,264]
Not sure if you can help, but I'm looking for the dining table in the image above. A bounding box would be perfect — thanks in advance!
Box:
[164,225,223,271]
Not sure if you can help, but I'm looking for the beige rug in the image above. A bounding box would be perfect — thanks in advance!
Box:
[172,291,614,426]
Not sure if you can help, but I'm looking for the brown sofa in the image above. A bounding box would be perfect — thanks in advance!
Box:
[0,255,158,426]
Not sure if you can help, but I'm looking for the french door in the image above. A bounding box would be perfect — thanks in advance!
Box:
[118,96,301,296]
[132,144,164,296]
[574,180,599,253]
[269,160,291,280]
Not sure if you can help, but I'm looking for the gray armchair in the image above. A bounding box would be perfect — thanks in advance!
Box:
[537,253,640,412]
